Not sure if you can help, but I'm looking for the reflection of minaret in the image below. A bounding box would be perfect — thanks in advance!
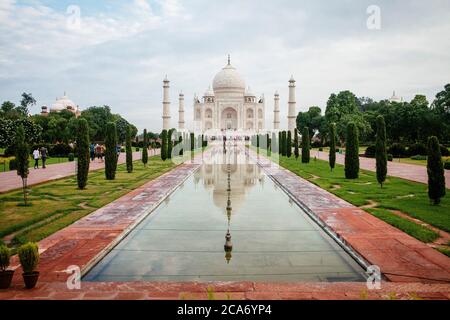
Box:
[224,164,233,264]
[178,92,185,130]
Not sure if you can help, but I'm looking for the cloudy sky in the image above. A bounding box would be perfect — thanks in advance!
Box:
[0,0,449,132]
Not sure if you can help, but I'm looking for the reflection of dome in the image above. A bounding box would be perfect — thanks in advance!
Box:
[51,93,78,113]
[212,58,245,93]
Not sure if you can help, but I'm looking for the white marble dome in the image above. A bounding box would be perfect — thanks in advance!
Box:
[51,94,77,112]
[212,62,245,92]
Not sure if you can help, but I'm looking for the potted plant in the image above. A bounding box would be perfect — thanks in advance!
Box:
[0,245,14,289]
[18,242,40,289]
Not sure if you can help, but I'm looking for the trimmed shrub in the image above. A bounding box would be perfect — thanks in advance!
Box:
[440,145,450,157]
[294,129,299,159]
[142,129,148,167]
[427,136,446,205]
[407,143,427,157]
[364,145,376,158]
[388,143,407,158]
[444,159,450,170]
[287,131,292,158]
[329,123,336,171]
[8,159,17,171]
[126,125,133,173]
[301,127,310,163]
[387,154,393,161]
[345,122,359,179]
[375,116,387,187]
[136,147,140,152]
[311,141,322,148]
[18,243,39,274]
[68,153,75,162]
[105,122,118,180]
[411,155,427,161]
[0,245,11,271]
[76,118,90,189]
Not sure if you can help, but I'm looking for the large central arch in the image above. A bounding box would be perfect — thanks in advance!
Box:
[221,107,238,130]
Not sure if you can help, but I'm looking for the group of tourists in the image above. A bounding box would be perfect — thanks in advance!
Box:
[89,143,122,162]
[32,146,48,169]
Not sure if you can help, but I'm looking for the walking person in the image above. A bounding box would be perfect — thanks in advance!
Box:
[33,148,40,169]
[40,145,48,169]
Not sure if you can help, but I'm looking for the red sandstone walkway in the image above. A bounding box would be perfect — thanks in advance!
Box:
[0,150,159,194]
[313,151,450,188]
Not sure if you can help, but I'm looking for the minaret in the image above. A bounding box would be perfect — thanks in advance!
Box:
[178,92,185,130]
[288,76,296,133]
[273,91,280,130]
[162,76,171,130]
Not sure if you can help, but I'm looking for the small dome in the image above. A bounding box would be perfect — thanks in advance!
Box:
[204,86,214,97]
[51,94,77,112]
[212,59,245,92]
[245,87,256,97]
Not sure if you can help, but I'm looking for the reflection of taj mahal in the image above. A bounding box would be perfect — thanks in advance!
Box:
[162,55,297,134]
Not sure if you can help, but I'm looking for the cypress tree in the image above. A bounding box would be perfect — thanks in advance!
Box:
[287,131,292,158]
[125,125,133,173]
[294,128,299,159]
[167,129,173,159]
[302,127,310,163]
[190,132,195,151]
[105,122,118,180]
[142,129,148,167]
[161,130,168,161]
[278,132,282,154]
[77,118,90,189]
[427,136,446,205]
[179,135,183,156]
[345,122,359,179]
[281,131,286,156]
[15,125,30,205]
[329,123,336,171]
[375,116,387,187]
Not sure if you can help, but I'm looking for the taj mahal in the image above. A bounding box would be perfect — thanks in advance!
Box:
[162,56,297,135]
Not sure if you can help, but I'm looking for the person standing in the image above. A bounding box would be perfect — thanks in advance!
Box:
[40,146,48,169]
[90,143,95,162]
[33,148,40,169]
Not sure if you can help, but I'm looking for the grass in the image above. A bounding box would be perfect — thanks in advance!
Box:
[393,156,450,167]
[276,154,450,238]
[0,156,71,172]
[0,156,176,246]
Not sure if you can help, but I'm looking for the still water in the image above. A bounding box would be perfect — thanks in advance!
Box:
[84,146,366,282]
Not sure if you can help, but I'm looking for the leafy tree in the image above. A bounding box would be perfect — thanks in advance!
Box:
[76,119,90,189]
[161,130,168,161]
[301,127,310,163]
[15,125,30,205]
[0,118,42,152]
[296,106,323,139]
[329,123,336,171]
[432,84,450,121]
[142,129,148,167]
[126,125,133,173]
[17,93,36,116]
[294,128,299,159]
[375,116,387,187]
[345,122,359,179]
[105,122,118,180]
[287,131,292,158]
[427,136,446,205]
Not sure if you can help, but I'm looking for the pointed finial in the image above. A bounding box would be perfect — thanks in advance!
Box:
[228,54,231,65]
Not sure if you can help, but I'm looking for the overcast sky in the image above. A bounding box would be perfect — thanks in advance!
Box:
[0,0,449,132]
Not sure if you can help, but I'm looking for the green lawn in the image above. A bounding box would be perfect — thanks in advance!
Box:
[0,156,176,246]
[277,155,450,241]
[0,156,72,172]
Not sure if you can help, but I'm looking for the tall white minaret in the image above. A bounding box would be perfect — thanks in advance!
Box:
[162,76,171,130]
[288,76,296,133]
[273,91,280,130]
[178,92,185,130]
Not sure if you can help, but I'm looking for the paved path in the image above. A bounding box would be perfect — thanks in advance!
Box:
[0,150,159,194]
[312,151,450,188]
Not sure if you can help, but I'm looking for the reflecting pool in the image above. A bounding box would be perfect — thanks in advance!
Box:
[84,146,366,282]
